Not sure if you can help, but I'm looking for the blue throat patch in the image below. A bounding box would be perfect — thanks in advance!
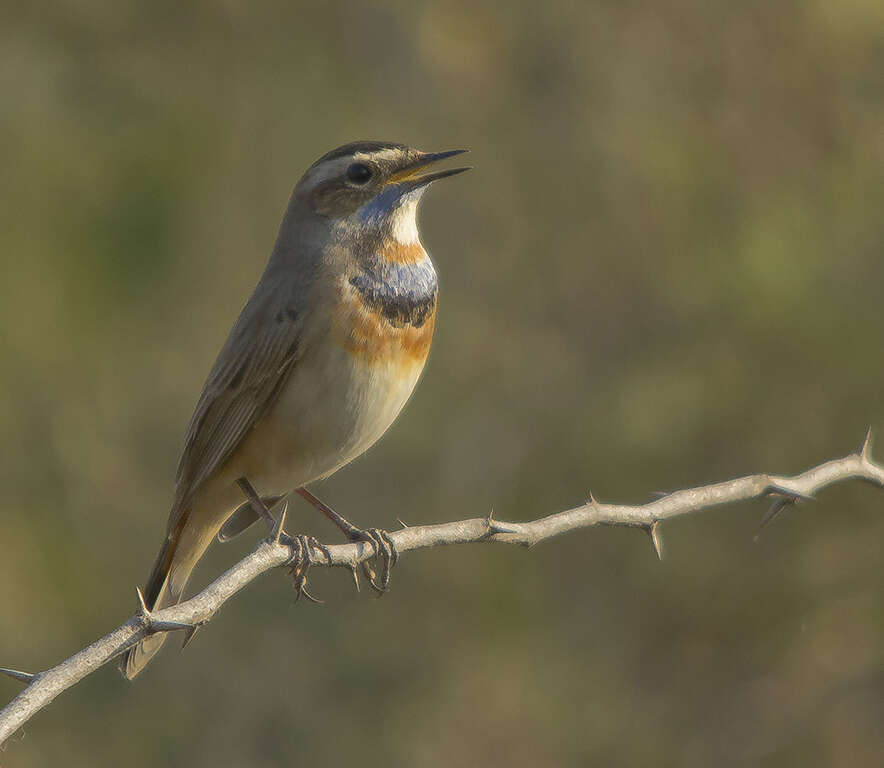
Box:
[350,254,437,328]
[357,184,417,225]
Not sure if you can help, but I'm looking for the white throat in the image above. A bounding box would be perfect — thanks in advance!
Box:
[390,197,420,245]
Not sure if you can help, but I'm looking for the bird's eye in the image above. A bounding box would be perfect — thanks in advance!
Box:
[346,163,373,185]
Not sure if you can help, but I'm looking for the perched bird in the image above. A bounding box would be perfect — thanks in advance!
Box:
[123,141,470,678]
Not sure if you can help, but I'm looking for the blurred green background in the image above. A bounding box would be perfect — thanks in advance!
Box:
[1,0,882,765]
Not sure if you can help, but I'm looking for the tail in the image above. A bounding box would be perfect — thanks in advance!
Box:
[122,511,208,679]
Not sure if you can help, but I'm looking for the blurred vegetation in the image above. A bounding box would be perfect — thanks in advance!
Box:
[1,0,882,765]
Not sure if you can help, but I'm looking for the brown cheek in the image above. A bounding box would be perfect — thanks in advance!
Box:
[312,183,366,217]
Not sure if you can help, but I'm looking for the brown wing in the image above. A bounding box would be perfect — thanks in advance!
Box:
[171,287,305,521]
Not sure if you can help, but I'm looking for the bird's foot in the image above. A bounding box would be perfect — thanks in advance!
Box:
[348,526,399,594]
[294,488,398,594]
[281,533,331,604]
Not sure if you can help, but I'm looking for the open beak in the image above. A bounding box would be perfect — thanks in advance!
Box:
[388,149,471,188]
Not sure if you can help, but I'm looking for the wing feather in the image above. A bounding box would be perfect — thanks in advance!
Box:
[171,280,306,519]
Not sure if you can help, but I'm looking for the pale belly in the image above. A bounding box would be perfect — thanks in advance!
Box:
[231,334,429,496]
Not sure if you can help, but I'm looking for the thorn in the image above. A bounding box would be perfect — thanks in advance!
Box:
[271,501,288,544]
[139,587,201,635]
[586,491,599,506]
[396,518,409,528]
[152,618,199,633]
[135,587,150,619]
[766,483,815,504]
[483,507,517,534]
[648,521,663,559]
[860,426,874,460]
[349,562,361,592]
[181,624,201,649]
[754,499,789,541]
[0,666,36,684]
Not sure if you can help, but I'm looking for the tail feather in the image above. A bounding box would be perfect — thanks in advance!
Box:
[122,486,243,679]
[122,577,175,679]
[122,514,192,680]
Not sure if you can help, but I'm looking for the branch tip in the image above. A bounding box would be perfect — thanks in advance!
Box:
[0,668,35,685]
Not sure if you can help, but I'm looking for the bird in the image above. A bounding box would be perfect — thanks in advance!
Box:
[122,141,470,679]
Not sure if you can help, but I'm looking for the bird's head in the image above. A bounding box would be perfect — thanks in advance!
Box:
[293,141,470,243]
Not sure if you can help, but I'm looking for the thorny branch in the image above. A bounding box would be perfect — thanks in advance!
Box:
[1,432,882,747]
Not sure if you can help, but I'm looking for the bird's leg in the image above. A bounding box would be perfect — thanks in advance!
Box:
[236,477,329,603]
[295,487,398,593]
[236,477,278,531]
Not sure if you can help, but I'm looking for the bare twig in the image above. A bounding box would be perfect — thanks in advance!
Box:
[1,436,882,746]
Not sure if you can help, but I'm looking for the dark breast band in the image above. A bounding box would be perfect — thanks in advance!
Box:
[349,255,438,328]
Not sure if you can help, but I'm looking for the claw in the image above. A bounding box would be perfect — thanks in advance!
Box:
[362,558,379,591]
[285,533,329,603]
[350,527,397,594]
[293,488,398,594]
[374,529,396,590]
[381,529,399,568]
